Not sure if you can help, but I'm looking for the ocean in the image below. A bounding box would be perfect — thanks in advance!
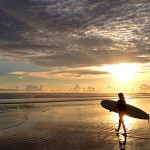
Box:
[0,93,150,150]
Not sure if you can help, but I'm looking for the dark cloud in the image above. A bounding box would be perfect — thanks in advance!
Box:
[10,68,109,79]
[52,69,108,75]
[0,0,149,68]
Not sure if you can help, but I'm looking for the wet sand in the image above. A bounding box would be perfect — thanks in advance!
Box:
[0,97,150,150]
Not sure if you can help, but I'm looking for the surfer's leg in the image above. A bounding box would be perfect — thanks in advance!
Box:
[115,117,121,132]
[120,114,126,133]
[122,119,126,133]
[118,119,121,131]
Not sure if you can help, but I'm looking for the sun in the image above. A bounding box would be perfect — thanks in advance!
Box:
[101,63,138,82]
[111,63,138,82]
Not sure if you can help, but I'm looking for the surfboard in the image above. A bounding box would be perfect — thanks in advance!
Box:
[101,100,149,120]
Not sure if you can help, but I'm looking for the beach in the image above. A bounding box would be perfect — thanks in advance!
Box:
[0,93,150,150]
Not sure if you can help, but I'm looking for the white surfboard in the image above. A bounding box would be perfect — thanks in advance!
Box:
[101,100,149,120]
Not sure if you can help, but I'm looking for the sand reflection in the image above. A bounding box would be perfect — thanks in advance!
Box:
[112,113,135,132]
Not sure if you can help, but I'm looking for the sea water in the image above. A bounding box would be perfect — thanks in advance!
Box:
[0,93,149,150]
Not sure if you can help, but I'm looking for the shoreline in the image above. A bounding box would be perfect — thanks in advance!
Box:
[0,92,150,99]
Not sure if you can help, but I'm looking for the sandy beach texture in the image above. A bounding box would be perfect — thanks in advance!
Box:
[0,94,150,150]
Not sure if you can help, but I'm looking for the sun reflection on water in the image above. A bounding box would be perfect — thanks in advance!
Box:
[113,113,135,131]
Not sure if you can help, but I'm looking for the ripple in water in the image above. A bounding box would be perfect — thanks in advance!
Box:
[0,96,150,150]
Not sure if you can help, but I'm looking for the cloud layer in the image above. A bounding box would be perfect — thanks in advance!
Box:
[0,0,149,69]
[10,67,109,79]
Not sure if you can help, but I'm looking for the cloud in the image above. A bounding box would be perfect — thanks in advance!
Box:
[0,86,20,91]
[139,84,150,91]
[10,68,109,79]
[26,84,43,91]
[0,0,149,69]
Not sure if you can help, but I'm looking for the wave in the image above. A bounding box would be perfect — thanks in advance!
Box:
[0,97,103,104]
[1,93,150,100]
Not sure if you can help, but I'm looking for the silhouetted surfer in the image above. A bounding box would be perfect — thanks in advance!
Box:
[111,93,126,134]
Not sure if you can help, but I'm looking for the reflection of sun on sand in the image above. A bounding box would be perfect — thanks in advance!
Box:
[112,97,136,131]
[123,116,134,129]
[113,113,135,131]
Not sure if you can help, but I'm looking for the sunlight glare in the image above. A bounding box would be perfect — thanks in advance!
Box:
[113,113,134,131]
[101,63,139,82]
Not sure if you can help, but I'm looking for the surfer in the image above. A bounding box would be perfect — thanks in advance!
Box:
[110,93,126,134]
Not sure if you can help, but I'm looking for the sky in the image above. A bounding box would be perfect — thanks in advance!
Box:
[0,0,149,93]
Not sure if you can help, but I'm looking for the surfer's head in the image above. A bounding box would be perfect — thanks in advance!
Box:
[118,93,125,100]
